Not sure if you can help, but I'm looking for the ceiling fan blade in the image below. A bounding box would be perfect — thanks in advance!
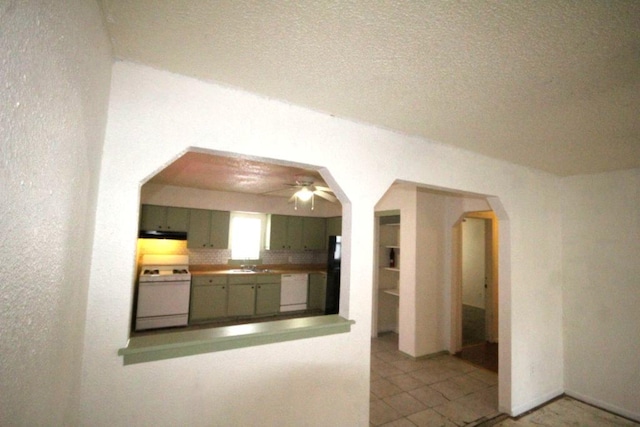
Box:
[314,185,333,192]
[314,190,338,203]
[288,194,296,203]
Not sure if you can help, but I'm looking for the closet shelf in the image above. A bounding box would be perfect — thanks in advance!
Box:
[384,267,400,272]
[383,289,399,297]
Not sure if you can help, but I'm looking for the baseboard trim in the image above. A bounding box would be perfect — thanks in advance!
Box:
[565,389,640,423]
[510,388,564,417]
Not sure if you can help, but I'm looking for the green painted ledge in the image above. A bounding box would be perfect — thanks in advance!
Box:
[118,315,355,365]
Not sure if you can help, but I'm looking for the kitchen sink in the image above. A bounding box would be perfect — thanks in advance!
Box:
[227,268,272,274]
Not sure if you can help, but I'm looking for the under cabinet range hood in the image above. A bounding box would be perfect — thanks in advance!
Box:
[138,230,187,240]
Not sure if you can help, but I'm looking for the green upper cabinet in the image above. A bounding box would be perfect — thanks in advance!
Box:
[302,217,326,250]
[187,208,230,249]
[269,214,288,250]
[287,216,303,250]
[140,205,189,231]
[270,215,339,251]
[269,215,303,250]
[326,216,342,237]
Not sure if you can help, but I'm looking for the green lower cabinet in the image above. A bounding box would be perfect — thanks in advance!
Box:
[227,283,256,316]
[190,276,228,322]
[308,273,327,311]
[255,283,281,315]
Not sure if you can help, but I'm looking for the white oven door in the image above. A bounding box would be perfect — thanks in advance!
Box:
[136,280,190,318]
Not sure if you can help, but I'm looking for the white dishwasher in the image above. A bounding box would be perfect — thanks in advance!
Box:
[280,273,308,312]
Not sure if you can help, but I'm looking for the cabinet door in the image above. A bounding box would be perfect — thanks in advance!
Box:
[308,273,327,310]
[190,284,227,321]
[140,205,166,230]
[287,216,304,250]
[166,207,189,231]
[208,210,230,249]
[255,283,281,315]
[228,284,256,316]
[302,217,326,250]
[187,208,211,248]
[326,216,342,238]
[269,215,288,249]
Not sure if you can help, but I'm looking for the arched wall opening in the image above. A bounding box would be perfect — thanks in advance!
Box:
[129,147,352,336]
[372,180,511,413]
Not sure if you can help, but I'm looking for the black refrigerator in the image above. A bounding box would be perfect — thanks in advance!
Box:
[325,236,341,314]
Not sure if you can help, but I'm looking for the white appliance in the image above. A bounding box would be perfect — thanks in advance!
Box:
[280,273,308,312]
[135,254,191,331]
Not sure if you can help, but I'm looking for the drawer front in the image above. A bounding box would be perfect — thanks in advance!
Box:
[228,275,257,285]
[192,275,227,286]
[256,274,281,284]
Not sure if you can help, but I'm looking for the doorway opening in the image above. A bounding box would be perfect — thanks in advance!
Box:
[453,210,499,373]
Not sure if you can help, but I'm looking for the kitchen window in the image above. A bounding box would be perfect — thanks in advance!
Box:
[229,212,267,260]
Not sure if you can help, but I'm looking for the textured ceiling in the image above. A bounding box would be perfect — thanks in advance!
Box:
[148,151,326,197]
[101,0,640,176]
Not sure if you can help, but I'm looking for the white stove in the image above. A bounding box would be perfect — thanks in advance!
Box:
[135,255,191,331]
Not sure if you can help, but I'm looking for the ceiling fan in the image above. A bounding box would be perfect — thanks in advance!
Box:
[265,175,338,210]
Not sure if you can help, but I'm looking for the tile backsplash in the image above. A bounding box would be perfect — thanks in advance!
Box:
[188,248,326,265]
[136,239,326,266]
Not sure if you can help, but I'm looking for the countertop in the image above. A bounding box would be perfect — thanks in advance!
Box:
[189,264,327,276]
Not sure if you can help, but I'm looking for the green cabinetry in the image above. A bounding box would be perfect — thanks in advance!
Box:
[302,217,326,250]
[188,208,230,249]
[326,216,342,238]
[270,214,335,251]
[227,275,256,316]
[255,275,281,315]
[308,273,327,311]
[190,275,228,322]
[269,215,303,250]
[140,204,189,231]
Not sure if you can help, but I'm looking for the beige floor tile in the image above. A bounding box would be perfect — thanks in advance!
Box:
[373,358,407,378]
[392,358,433,373]
[467,368,498,385]
[432,399,489,426]
[430,374,489,400]
[386,373,426,391]
[455,387,500,420]
[371,378,404,398]
[380,418,418,427]
[370,399,402,426]
[383,392,429,417]
[433,355,479,374]
[408,386,449,408]
[409,365,462,385]
[407,408,457,427]
[376,350,411,364]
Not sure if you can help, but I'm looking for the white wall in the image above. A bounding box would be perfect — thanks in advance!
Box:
[0,2,111,425]
[462,218,486,309]
[562,168,640,421]
[80,61,564,424]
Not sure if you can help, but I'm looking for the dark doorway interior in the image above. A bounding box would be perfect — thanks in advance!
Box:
[456,342,498,373]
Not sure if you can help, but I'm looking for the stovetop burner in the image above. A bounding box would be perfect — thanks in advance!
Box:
[143,269,160,275]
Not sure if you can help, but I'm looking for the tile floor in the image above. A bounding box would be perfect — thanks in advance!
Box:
[370,333,499,426]
[494,396,639,426]
[370,333,639,427]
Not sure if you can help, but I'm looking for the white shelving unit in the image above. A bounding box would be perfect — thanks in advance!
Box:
[375,215,400,334]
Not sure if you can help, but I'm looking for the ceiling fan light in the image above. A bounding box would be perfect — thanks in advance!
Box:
[295,187,313,202]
